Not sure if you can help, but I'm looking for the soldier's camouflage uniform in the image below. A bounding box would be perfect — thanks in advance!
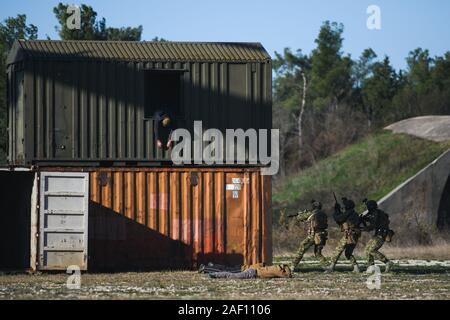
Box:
[363,208,392,266]
[292,208,328,267]
[329,206,362,269]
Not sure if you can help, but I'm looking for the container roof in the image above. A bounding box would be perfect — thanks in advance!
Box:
[7,40,271,64]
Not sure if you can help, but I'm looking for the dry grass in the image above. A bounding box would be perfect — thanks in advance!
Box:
[382,243,450,260]
[274,226,450,261]
[275,243,450,261]
[1,262,449,300]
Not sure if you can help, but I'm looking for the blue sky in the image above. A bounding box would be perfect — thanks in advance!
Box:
[2,0,450,70]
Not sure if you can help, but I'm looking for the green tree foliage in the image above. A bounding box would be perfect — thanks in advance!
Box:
[361,56,399,126]
[0,15,38,164]
[151,36,168,42]
[433,52,450,90]
[106,26,143,41]
[53,3,142,41]
[273,21,450,179]
[274,21,353,112]
[406,48,433,94]
[273,21,365,172]
[353,48,377,89]
[273,48,311,173]
[391,48,450,120]
[273,48,310,112]
[309,21,353,110]
[0,14,38,48]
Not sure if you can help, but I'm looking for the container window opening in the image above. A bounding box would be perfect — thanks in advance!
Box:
[144,71,182,119]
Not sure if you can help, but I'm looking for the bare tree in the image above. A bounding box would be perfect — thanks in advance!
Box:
[297,71,307,153]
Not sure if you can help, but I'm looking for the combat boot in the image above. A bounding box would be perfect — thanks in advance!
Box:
[352,264,361,273]
[365,264,375,274]
[385,260,393,273]
[324,262,336,273]
[291,264,301,273]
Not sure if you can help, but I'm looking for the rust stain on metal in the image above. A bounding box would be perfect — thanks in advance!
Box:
[86,167,271,270]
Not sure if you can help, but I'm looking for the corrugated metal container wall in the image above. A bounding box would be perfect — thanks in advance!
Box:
[80,167,271,270]
[6,41,272,166]
[1,167,271,271]
[6,62,25,163]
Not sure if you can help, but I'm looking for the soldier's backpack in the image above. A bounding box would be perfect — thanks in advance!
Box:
[333,208,347,225]
[375,209,394,242]
[377,210,390,228]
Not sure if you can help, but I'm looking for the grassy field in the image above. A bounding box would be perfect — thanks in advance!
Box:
[2,131,450,300]
[1,257,450,300]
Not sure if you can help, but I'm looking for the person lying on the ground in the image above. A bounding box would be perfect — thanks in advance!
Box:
[206,264,292,279]
[198,262,266,274]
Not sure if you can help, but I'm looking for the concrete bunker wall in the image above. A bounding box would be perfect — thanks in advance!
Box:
[377,149,450,229]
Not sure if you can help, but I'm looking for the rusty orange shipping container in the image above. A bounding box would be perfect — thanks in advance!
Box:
[34,167,272,271]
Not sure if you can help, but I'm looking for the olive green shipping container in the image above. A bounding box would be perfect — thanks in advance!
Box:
[6,40,272,166]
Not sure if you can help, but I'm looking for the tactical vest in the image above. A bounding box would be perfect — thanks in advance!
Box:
[373,209,391,239]
[307,209,328,234]
[376,209,390,228]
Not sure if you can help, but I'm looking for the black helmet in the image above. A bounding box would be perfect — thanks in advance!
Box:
[342,197,355,210]
[363,199,378,211]
[311,200,322,210]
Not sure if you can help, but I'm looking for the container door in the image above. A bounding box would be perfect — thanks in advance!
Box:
[39,172,89,270]
[225,173,245,265]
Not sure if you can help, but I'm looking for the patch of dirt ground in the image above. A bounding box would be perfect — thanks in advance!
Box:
[1,258,450,300]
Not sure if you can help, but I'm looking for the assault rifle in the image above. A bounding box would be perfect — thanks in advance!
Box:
[333,192,342,211]
[287,209,308,218]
